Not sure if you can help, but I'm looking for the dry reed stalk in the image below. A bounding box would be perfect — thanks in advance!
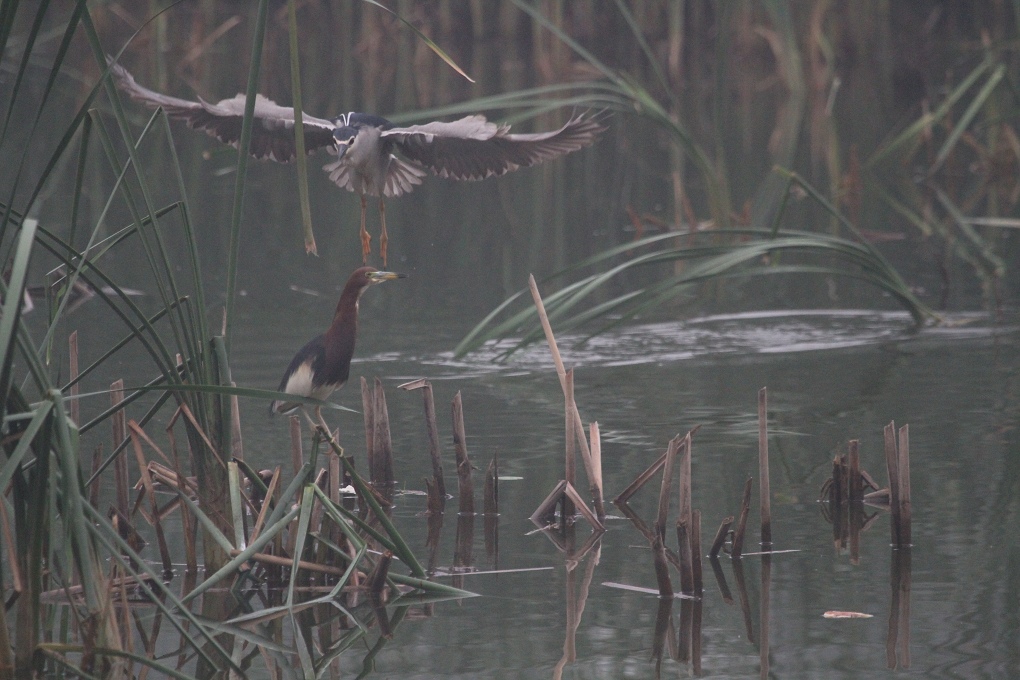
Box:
[563,369,577,518]
[897,425,911,546]
[127,423,172,576]
[708,555,733,603]
[372,378,395,486]
[676,519,694,594]
[831,455,845,506]
[361,376,374,470]
[368,551,393,597]
[111,379,129,519]
[652,534,673,598]
[248,466,280,545]
[589,422,605,521]
[399,378,446,499]
[616,447,668,504]
[228,549,348,577]
[758,387,772,547]
[484,456,498,516]
[527,276,599,500]
[679,431,692,535]
[884,421,901,545]
[531,480,567,524]
[655,435,682,538]
[289,415,303,476]
[425,477,442,516]
[691,509,703,594]
[848,439,863,502]
[731,477,753,558]
[452,391,474,515]
[709,516,733,558]
[562,482,604,531]
[69,331,79,426]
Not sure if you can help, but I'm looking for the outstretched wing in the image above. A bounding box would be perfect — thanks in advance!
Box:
[107,59,337,162]
[382,113,606,181]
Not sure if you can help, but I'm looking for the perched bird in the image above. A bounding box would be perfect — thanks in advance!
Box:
[270,266,405,424]
[107,59,606,264]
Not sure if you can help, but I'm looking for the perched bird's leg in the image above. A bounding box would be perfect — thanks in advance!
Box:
[359,194,371,264]
[378,198,388,267]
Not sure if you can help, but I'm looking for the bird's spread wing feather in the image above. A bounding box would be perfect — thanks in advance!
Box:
[108,59,336,162]
[383,113,606,181]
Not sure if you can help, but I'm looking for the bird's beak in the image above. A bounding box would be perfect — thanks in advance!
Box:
[369,271,406,283]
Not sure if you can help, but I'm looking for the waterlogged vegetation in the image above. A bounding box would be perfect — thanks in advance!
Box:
[1,1,1019,678]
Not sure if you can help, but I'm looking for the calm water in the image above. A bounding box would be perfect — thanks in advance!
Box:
[219,301,1019,679]
[10,3,1020,677]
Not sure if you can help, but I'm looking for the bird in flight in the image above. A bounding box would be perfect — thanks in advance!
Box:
[108,60,606,264]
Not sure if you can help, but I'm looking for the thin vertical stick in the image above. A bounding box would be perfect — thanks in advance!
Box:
[563,369,576,518]
[589,422,605,521]
[289,415,303,476]
[884,421,901,546]
[111,379,129,519]
[655,435,681,539]
[897,425,911,547]
[69,331,79,426]
[731,477,753,558]
[831,456,845,506]
[452,391,474,515]
[848,439,862,502]
[758,387,772,547]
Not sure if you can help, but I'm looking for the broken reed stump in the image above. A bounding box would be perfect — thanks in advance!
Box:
[848,439,863,502]
[885,422,912,547]
[759,387,772,548]
[655,435,682,539]
[452,391,474,515]
[676,518,694,594]
[590,422,605,522]
[399,378,447,515]
[832,455,846,507]
[709,516,734,558]
[731,477,753,558]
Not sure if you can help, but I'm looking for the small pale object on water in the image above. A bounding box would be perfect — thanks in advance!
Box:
[823,610,873,619]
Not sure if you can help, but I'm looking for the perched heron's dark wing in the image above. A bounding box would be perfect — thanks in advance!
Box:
[383,113,606,181]
[108,60,336,162]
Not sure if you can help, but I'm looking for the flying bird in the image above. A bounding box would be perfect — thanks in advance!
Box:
[107,60,606,264]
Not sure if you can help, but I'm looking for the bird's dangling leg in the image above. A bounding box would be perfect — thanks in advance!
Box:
[359,194,371,264]
[378,198,388,267]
